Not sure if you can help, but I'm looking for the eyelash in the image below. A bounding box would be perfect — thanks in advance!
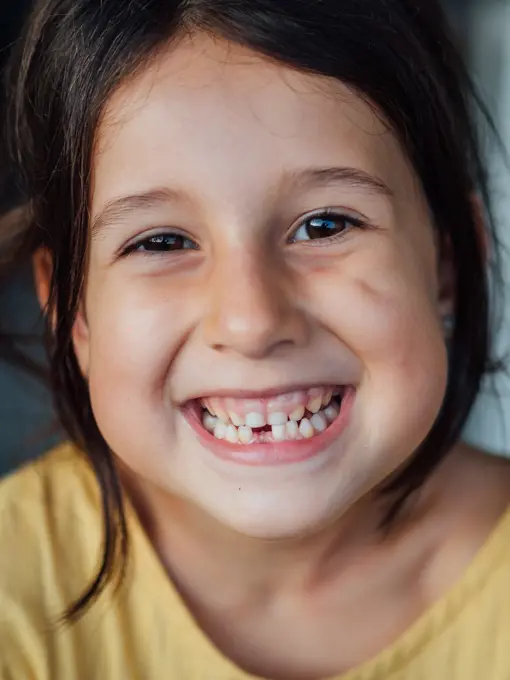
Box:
[287,209,366,245]
[120,210,366,257]
[121,232,198,257]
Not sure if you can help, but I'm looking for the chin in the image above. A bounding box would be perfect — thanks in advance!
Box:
[192,482,355,540]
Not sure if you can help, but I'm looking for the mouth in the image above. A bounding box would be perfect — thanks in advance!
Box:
[182,385,355,466]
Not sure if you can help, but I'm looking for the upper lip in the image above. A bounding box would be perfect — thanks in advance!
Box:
[179,382,345,405]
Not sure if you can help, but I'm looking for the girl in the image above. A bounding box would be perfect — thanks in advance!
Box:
[1,1,509,678]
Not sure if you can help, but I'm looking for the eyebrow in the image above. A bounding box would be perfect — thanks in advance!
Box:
[288,166,393,198]
[91,166,392,238]
[91,188,185,239]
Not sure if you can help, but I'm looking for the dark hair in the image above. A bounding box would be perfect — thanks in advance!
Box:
[0,0,501,619]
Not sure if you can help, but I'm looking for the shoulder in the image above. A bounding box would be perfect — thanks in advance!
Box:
[0,443,104,655]
[423,444,510,605]
[0,442,102,549]
[0,440,96,502]
[0,439,103,571]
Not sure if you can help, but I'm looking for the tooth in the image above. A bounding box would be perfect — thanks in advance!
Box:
[238,426,253,444]
[228,411,244,427]
[267,412,288,426]
[299,418,314,439]
[310,412,327,433]
[307,396,322,414]
[214,422,227,439]
[225,425,239,443]
[286,420,299,439]
[271,424,287,441]
[322,389,333,406]
[204,401,216,416]
[289,406,305,421]
[215,409,230,424]
[245,412,266,428]
[203,413,218,432]
[324,404,339,423]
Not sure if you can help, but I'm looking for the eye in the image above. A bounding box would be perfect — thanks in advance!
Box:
[289,211,365,244]
[123,232,199,255]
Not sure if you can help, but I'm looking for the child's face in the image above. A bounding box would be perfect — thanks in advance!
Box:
[77,35,448,537]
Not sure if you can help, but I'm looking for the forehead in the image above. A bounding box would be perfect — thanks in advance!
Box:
[92,34,414,211]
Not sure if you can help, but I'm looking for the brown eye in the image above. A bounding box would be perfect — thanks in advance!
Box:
[290,212,364,243]
[125,233,198,254]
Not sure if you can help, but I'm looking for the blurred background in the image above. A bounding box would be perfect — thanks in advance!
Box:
[0,0,509,475]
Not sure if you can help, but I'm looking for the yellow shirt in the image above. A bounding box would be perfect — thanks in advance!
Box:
[1,442,510,680]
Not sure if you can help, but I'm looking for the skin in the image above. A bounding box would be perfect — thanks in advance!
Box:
[85,34,448,536]
[35,34,510,679]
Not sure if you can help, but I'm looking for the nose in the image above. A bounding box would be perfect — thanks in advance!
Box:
[202,249,310,359]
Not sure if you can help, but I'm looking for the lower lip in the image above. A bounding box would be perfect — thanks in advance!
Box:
[182,388,355,467]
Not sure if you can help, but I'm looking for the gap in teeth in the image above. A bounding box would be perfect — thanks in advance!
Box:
[202,394,341,443]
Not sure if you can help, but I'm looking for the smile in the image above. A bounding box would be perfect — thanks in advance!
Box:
[183,386,355,466]
[202,386,344,443]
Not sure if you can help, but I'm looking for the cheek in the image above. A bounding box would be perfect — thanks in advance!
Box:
[355,290,447,449]
[309,243,441,351]
[84,278,188,448]
[307,243,447,446]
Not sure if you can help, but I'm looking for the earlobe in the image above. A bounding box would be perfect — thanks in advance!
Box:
[437,235,455,319]
[72,307,90,378]
[33,247,53,313]
[33,247,90,377]
[436,194,486,335]
[437,252,455,341]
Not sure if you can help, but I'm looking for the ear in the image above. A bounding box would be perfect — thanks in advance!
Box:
[72,305,90,379]
[32,247,90,377]
[32,247,53,313]
[436,193,487,324]
[437,235,455,320]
